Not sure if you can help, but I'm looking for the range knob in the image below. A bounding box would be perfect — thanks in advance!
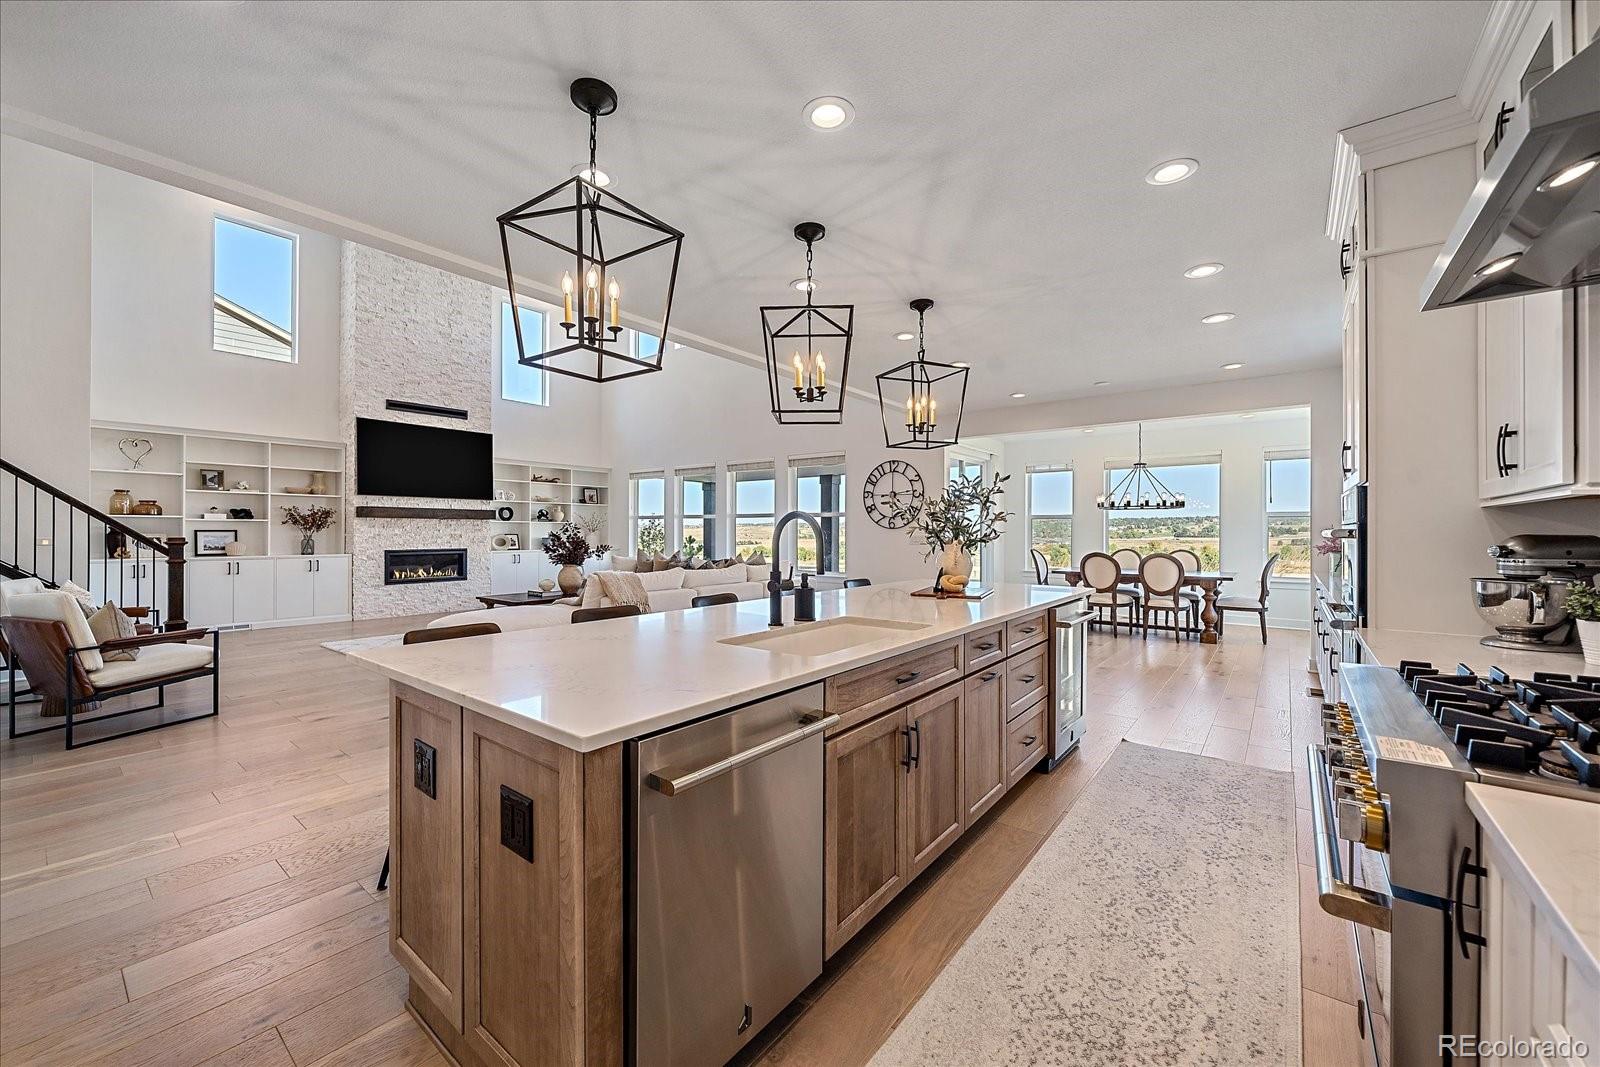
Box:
[1336,797,1389,852]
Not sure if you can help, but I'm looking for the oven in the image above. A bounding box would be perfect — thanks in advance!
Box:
[1325,483,1367,625]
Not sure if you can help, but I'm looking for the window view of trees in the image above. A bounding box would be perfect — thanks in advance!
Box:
[733,470,776,559]
[631,475,664,555]
[795,464,846,573]
[1105,462,1221,569]
[1266,454,1311,577]
[1027,468,1073,566]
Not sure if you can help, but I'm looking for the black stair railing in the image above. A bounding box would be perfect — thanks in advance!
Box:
[1,457,188,631]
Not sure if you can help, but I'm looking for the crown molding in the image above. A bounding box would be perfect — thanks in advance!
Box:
[1324,94,1477,239]
[1457,0,1538,121]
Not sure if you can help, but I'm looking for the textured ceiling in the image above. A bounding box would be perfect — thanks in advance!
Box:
[0,0,1488,409]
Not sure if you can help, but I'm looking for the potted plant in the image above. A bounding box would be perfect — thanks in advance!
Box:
[1566,581,1600,664]
[909,472,1012,586]
[281,504,336,555]
[544,522,610,596]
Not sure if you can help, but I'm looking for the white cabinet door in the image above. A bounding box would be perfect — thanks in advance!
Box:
[232,559,275,624]
[1481,297,1526,497]
[312,556,350,617]
[488,552,518,593]
[274,558,316,621]
[1510,289,1575,495]
[1340,266,1367,488]
[187,560,235,628]
[88,559,168,618]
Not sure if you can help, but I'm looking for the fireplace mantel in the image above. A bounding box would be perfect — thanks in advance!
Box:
[355,506,495,520]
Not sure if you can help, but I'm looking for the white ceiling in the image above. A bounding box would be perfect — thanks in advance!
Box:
[0,0,1488,409]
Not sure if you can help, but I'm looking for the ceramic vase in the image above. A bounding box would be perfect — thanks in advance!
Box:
[937,542,973,582]
[131,499,163,516]
[552,506,566,523]
[557,564,584,596]
[1580,619,1600,665]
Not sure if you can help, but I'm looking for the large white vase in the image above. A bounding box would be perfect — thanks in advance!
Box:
[938,543,973,582]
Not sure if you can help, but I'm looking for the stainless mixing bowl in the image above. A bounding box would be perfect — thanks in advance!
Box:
[1470,576,1582,642]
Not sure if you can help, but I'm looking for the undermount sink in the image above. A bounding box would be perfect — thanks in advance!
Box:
[719,616,929,656]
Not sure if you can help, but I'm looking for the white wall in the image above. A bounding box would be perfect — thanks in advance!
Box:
[985,410,1314,627]
[602,347,947,583]
[87,164,343,443]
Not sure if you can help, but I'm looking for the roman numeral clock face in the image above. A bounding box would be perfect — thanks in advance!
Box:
[862,460,925,529]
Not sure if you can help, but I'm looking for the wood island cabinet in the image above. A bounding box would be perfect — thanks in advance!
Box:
[961,666,1007,826]
[823,709,910,958]
[905,686,964,880]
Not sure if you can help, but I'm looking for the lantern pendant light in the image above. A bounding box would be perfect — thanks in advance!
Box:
[1096,423,1187,510]
[497,77,684,384]
[760,222,853,424]
[875,298,969,449]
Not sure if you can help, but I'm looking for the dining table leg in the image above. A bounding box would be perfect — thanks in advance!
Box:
[1198,579,1221,644]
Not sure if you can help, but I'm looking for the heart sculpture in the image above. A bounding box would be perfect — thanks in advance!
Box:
[118,437,153,471]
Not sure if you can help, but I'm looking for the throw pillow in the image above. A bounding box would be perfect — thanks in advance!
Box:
[609,554,639,573]
[87,601,140,661]
[745,551,767,567]
[58,579,98,617]
[652,552,684,572]
[596,571,650,610]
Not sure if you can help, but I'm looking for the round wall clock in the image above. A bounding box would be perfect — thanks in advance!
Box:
[863,459,925,529]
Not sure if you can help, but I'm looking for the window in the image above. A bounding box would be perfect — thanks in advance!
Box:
[730,463,776,559]
[213,217,295,361]
[1104,460,1221,569]
[1026,466,1073,569]
[947,454,989,580]
[500,301,549,406]
[792,456,846,574]
[1266,451,1311,578]
[636,331,662,362]
[630,472,666,555]
[677,468,718,560]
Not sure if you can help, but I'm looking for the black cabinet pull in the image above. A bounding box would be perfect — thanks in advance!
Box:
[1494,424,1505,477]
[1454,846,1487,959]
[1019,626,1037,635]
[910,722,921,766]
[1501,426,1518,473]
[979,671,998,682]
[1022,735,1037,746]
[975,641,996,651]
[1340,442,1352,476]
[901,726,913,771]
[894,670,921,686]
[1019,674,1037,685]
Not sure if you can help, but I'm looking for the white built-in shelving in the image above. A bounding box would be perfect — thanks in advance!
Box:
[489,458,610,554]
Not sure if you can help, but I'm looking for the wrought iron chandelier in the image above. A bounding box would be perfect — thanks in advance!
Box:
[875,298,968,449]
[760,222,853,424]
[1097,423,1187,510]
[497,77,684,384]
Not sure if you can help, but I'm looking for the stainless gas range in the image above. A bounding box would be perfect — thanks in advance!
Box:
[1309,660,1600,1065]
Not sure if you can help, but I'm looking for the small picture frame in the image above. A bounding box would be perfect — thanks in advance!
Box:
[194,529,238,556]
[581,487,600,505]
[199,468,224,490]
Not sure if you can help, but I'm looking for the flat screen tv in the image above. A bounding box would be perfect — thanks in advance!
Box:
[355,418,493,500]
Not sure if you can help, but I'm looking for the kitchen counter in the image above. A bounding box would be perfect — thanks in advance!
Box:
[1465,783,1600,991]
[351,579,1086,751]
[1356,626,1593,677]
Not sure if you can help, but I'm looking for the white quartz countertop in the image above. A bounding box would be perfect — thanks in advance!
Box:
[1465,784,1600,989]
[1356,627,1593,678]
[348,580,1088,752]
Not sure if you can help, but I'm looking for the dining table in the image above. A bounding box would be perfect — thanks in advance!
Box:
[1050,567,1235,644]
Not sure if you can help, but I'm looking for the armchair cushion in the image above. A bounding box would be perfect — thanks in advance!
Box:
[6,591,103,671]
[87,603,141,661]
[89,641,213,689]
[0,576,46,615]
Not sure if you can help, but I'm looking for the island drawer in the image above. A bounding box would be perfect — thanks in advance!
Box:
[826,637,963,733]
[1006,699,1046,787]
[1005,612,1048,654]
[963,626,1006,672]
[1005,646,1048,721]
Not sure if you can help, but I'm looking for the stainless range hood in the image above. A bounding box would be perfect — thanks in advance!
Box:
[1420,39,1600,311]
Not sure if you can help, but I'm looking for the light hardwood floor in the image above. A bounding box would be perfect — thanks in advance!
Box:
[0,616,1368,1067]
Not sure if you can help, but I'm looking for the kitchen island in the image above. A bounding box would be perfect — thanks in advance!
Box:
[349,579,1089,1067]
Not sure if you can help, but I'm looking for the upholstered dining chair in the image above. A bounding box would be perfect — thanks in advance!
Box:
[1030,549,1052,585]
[1109,547,1145,601]
[1139,553,1195,642]
[691,592,739,608]
[1079,552,1138,635]
[1170,548,1205,621]
[1216,553,1280,644]
[571,604,643,624]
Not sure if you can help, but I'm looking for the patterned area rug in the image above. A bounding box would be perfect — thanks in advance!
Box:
[870,741,1300,1066]
[319,633,404,655]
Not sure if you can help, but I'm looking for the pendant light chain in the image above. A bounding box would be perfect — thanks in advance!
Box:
[804,238,815,308]
[916,305,927,362]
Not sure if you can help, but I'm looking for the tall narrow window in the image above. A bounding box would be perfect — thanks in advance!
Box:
[677,467,718,560]
[213,217,295,362]
[500,301,549,406]
[792,456,846,574]
[730,462,776,559]
[947,454,989,580]
[1027,465,1073,569]
[1104,459,1221,569]
[631,472,666,555]
[1266,451,1311,578]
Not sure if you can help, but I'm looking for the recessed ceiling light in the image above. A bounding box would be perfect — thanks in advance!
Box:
[1474,253,1521,278]
[1010,392,1028,399]
[1537,155,1598,191]
[951,361,970,368]
[894,331,915,341]
[1183,262,1224,279]
[1082,428,1095,434]
[1221,362,1245,370]
[1201,312,1236,325]
[804,96,855,131]
[1240,412,1255,419]
[570,163,612,188]
[1145,158,1198,185]
[1093,380,1110,387]
[790,277,815,292]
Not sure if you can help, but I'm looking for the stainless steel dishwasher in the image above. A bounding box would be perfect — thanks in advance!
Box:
[627,683,835,1067]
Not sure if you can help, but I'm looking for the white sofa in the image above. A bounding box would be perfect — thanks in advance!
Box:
[429,564,770,633]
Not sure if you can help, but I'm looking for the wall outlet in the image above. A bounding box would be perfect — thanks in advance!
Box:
[499,785,534,862]
[413,739,436,799]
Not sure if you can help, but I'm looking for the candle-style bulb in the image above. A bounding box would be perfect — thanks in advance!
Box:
[815,353,826,390]
[560,272,574,325]
[561,272,573,294]
[607,277,620,328]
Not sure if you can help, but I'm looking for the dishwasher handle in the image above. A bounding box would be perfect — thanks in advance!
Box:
[646,713,840,796]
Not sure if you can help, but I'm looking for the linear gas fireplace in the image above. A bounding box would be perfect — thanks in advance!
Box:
[384,548,468,585]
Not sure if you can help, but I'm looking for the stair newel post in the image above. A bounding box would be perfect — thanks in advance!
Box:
[163,537,188,631]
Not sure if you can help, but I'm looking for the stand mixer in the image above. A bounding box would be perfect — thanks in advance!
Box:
[1472,534,1600,652]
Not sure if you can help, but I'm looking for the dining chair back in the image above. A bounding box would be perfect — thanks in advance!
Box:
[1214,552,1280,644]
[1111,548,1142,572]
[571,604,643,624]
[1030,548,1051,584]
[1078,552,1137,636]
[1171,548,1202,573]
[1078,552,1121,593]
[1257,552,1280,601]
[1138,552,1194,642]
[691,592,739,608]
[403,622,501,644]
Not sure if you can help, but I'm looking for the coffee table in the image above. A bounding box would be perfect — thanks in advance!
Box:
[475,591,571,609]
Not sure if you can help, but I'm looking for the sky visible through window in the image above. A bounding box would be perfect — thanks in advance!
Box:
[636,478,665,515]
[500,302,546,405]
[1267,457,1311,512]
[214,219,292,330]
[735,478,775,515]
